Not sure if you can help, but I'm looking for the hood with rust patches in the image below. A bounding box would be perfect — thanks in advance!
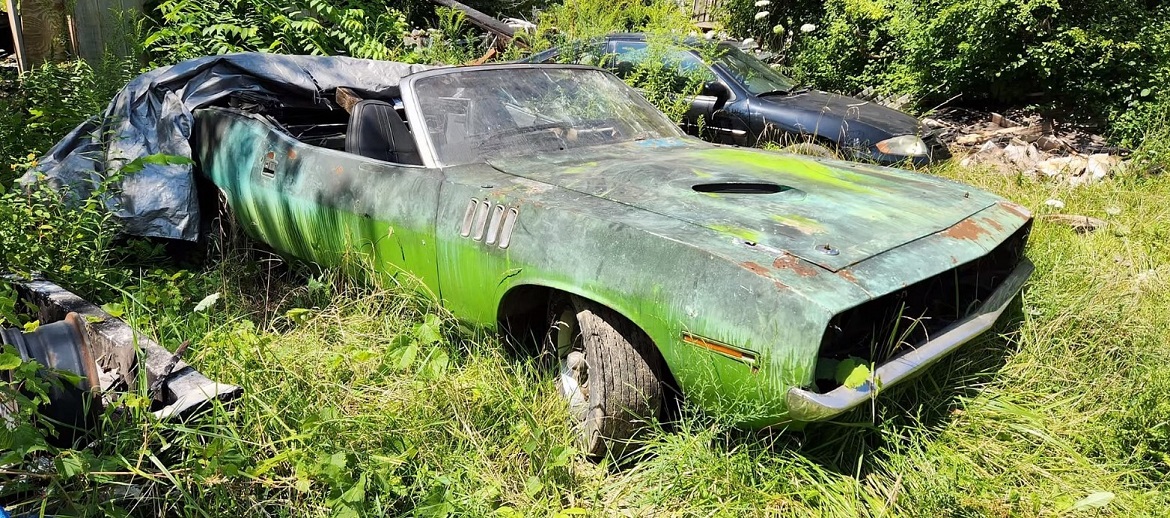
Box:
[487,139,1002,271]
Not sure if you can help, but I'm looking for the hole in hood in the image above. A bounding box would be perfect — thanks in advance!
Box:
[692,182,791,194]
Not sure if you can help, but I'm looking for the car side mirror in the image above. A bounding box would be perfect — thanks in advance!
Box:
[702,81,730,107]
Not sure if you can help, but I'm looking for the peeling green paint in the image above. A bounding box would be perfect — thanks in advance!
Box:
[194,104,1031,427]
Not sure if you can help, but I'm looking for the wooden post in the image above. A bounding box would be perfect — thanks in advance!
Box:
[428,0,528,49]
[4,0,27,71]
[19,0,69,66]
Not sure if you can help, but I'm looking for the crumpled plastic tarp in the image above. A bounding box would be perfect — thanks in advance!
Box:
[23,53,431,241]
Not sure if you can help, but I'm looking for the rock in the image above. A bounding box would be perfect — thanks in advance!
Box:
[1035,135,1071,152]
[991,113,1020,128]
[1086,154,1121,182]
[1036,156,1088,180]
[959,141,1002,167]
[1044,199,1066,209]
[1039,214,1107,233]
[956,133,985,145]
[1003,139,1042,169]
[921,117,947,129]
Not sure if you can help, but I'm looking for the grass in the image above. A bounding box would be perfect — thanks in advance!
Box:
[5,157,1166,516]
[3,58,1170,516]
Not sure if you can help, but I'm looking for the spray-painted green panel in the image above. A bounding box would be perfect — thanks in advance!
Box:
[194,106,1032,427]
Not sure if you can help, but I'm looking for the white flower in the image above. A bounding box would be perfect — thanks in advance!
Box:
[754,11,769,20]
[704,30,717,40]
[1044,199,1065,209]
[800,23,817,33]
[754,0,771,6]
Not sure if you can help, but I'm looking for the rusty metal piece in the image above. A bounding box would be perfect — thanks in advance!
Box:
[8,277,242,421]
[148,340,191,398]
[1,312,101,444]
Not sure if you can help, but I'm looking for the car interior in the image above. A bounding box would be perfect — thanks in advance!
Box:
[235,87,425,166]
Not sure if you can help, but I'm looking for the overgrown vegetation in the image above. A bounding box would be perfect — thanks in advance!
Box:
[2,0,1170,515]
[727,0,1170,146]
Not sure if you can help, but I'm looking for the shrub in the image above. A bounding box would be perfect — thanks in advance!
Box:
[727,0,1170,145]
[143,0,411,64]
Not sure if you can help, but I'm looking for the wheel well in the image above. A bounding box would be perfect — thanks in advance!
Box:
[496,285,682,407]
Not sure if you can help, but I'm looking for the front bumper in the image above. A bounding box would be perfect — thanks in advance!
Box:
[785,258,1034,422]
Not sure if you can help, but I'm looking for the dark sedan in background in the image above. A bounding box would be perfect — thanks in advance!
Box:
[524,33,950,167]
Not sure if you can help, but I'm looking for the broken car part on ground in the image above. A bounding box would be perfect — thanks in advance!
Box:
[1,276,241,445]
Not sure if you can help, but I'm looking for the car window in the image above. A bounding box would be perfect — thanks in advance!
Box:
[410,67,683,166]
[712,43,796,95]
[611,41,716,91]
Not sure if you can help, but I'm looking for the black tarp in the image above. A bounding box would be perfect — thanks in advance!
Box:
[22,53,431,241]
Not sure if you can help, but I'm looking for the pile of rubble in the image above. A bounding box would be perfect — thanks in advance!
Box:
[924,108,1130,186]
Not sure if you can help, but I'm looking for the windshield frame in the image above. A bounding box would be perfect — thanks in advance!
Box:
[401,64,685,168]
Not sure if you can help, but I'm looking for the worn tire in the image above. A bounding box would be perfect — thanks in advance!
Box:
[544,295,664,460]
[779,142,836,158]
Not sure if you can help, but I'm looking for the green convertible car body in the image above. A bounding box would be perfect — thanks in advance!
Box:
[194,63,1033,456]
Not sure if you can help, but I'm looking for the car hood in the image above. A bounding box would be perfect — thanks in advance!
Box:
[757,90,922,137]
[486,140,999,271]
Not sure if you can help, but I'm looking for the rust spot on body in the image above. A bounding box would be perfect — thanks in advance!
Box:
[837,269,857,283]
[773,254,819,277]
[998,201,1032,219]
[742,261,769,276]
[982,217,1004,231]
[333,165,344,175]
[943,219,991,241]
[287,149,298,160]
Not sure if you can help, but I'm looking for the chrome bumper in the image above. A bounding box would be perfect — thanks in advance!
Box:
[785,258,1034,422]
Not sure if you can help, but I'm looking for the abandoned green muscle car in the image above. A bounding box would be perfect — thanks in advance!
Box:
[194,63,1033,458]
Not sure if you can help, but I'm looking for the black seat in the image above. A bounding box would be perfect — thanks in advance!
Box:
[345,100,423,165]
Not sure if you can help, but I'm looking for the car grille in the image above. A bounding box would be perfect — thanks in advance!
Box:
[818,221,1030,364]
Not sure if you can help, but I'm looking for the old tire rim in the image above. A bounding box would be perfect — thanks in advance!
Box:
[553,308,589,421]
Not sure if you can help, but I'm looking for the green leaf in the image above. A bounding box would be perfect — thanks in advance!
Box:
[0,351,23,370]
[523,475,544,497]
[56,452,86,478]
[397,343,419,371]
[1068,491,1115,511]
[285,307,312,325]
[413,314,442,345]
[836,358,871,389]
[102,302,125,318]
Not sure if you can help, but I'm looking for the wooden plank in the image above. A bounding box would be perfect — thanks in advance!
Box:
[5,0,27,71]
[20,0,68,65]
[428,0,528,48]
[73,0,143,62]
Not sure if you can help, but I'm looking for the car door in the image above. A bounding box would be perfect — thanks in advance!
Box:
[253,112,444,293]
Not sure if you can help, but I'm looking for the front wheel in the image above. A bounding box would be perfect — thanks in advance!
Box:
[544,295,664,460]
